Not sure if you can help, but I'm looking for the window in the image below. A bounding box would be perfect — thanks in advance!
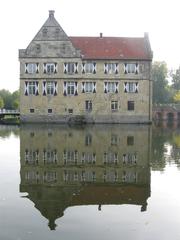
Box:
[104,152,118,164]
[82,82,96,93]
[43,63,57,74]
[25,63,39,74]
[124,63,139,74]
[128,101,135,111]
[25,171,38,182]
[81,152,96,164]
[42,81,57,96]
[68,109,73,114]
[85,82,93,92]
[124,82,138,93]
[43,149,57,164]
[111,135,118,145]
[104,82,118,93]
[25,150,39,165]
[64,62,78,74]
[104,63,118,74]
[28,82,36,95]
[127,136,134,145]
[30,108,34,113]
[111,101,118,111]
[67,82,75,95]
[24,81,39,96]
[85,134,92,146]
[123,153,137,164]
[64,82,78,96]
[48,109,52,114]
[85,100,92,112]
[63,150,78,164]
[44,171,57,183]
[47,82,55,95]
[82,62,96,74]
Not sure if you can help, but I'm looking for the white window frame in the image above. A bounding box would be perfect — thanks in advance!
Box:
[85,100,92,112]
[67,82,76,95]
[125,82,138,93]
[47,81,55,95]
[85,62,94,73]
[111,101,118,111]
[64,62,78,74]
[84,82,93,93]
[104,82,118,93]
[44,63,57,74]
[82,62,96,74]
[124,63,139,74]
[25,63,38,74]
[104,63,118,74]
[42,81,57,96]
[25,81,39,96]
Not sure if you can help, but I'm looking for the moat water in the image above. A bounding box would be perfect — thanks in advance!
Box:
[0,122,180,240]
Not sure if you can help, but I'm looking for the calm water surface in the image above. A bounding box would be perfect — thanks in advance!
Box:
[0,123,180,240]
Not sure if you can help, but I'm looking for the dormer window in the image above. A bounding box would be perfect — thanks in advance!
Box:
[124,63,139,74]
[25,63,39,74]
[43,63,57,74]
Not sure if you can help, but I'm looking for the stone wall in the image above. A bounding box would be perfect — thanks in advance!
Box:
[19,59,152,123]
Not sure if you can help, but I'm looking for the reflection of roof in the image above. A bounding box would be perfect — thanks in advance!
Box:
[20,183,150,230]
[70,36,152,60]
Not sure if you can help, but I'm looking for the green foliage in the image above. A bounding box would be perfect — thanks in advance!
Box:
[11,90,20,109]
[173,90,180,102]
[0,89,19,110]
[0,96,4,109]
[171,66,180,90]
[152,61,171,104]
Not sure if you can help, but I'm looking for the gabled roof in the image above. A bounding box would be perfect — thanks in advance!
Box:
[32,10,69,41]
[19,10,153,60]
[70,35,152,60]
[19,10,81,58]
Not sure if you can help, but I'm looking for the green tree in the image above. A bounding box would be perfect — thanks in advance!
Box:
[173,90,180,103]
[152,61,171,104]
[11,90,20,109]
[0,89,20,109]
[0,89,12,109]
[171,66,180,90]
[0,96,4,109]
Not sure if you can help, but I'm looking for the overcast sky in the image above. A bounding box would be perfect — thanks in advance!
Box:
[1,0,180,91]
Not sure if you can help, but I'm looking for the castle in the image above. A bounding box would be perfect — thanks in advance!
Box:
[19,10,153,123]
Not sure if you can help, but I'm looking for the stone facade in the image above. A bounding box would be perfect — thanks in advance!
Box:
[19,10,153,123]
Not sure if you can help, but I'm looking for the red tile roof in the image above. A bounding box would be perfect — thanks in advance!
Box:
[70,36,152,60]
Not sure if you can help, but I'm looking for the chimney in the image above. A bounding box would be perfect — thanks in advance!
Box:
[100,32,103,38]
[144,32,153,58]
[49,10,55,18]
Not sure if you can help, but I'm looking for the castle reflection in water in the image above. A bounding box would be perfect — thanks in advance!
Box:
[19,124,151,230]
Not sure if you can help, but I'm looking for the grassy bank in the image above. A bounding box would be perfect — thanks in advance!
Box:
[0,117,20,125]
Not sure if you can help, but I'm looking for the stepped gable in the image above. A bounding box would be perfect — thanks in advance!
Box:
[19,10,81,58]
